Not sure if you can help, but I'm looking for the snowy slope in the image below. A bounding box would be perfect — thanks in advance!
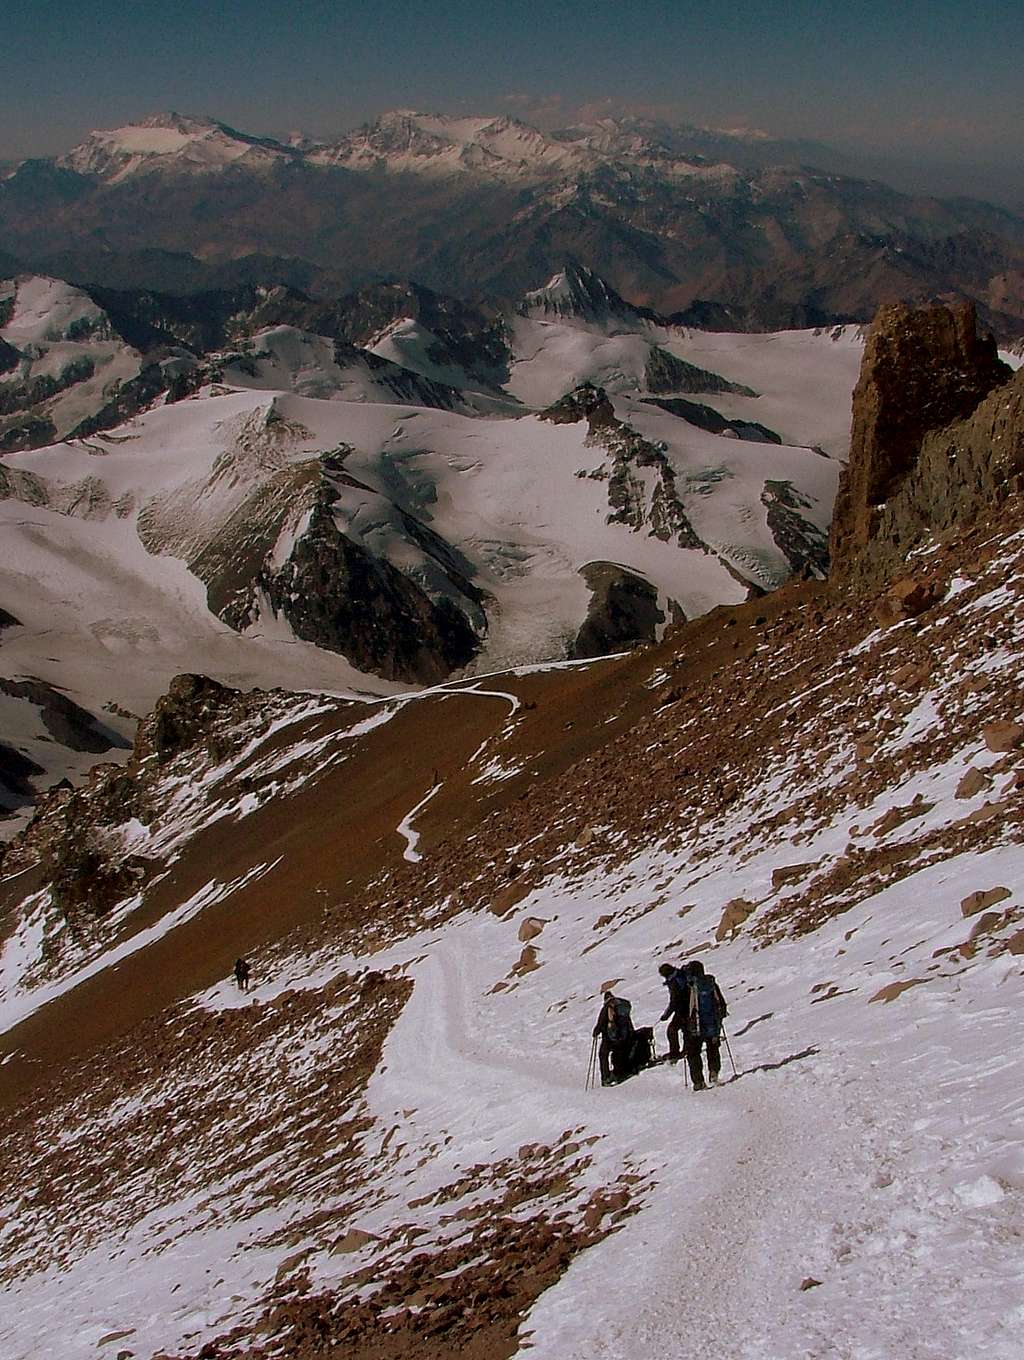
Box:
[504,311,864,459]
[507,315,670,406]
[57,113,296,182]
[0,276,146,445]
[0,279,864,816]
[219,323,513,415]
[656,324,867,457]
[0,506,1021,1360]
[0,364,842,710]
[366,316,513,402]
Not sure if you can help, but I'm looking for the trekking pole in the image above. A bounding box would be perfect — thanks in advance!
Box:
[722,1027,739,1079]
[586,1036,598,1090]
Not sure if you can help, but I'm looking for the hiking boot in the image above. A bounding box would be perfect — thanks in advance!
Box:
[708,1072,719,1085]
[692,1080,706,1091]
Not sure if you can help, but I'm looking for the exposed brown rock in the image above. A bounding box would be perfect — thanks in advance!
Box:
[517,916,548,943]
[489,881,530,917]
[868,978,929,1003]
[956,767,991,799]
[135,673,242,765]
[870,798,933,837]
[982,721,1024,753]
[771,863,816,889]
[831,302,1013,590]
[890,661,928,690]
[960,886,1012,917]
[511,944,541,975]
[872,577,946,628]
[953,799,1009,826]
[716,898,756,940]
[966,910,1005,941]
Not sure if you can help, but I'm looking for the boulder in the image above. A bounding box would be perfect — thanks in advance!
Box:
[982,721,1024,753]
[771,863,815,889]
[873,577,945,628]
[891,661,928,690]
[955,767,991,799]
[517,916,548,943]
[716,897,756,940]
[512,945,541,975]
[488,880,530,917]
[960,886,1012,917]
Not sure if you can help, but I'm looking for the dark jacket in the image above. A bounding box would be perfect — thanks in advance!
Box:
[593,995,634,1043]
[659,968,690,1022]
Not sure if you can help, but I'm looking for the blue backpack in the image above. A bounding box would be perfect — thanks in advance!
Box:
[691,975,722,1039]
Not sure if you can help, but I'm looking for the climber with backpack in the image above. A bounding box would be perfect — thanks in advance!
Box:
[684,960,728,1090]
[592,991,636,1086]
[658,961,691,1063]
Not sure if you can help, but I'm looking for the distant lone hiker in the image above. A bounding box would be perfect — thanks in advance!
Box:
[684,960,728,1090]
[658,961,691,1062]
[592,991,635,1086]
[233,957,251,992]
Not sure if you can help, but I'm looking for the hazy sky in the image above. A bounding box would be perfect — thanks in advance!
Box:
[3,0,1022,201]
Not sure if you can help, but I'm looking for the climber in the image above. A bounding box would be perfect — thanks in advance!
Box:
[657,961,691,1062]
[592,990,635,1085]
[233,957,251,992]
[684,960,728,1090]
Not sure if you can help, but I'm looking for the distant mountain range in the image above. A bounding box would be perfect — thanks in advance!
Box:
[2,110,1023,338]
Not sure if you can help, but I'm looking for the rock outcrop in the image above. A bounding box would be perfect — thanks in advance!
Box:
[830,302,1015,589]
[265,482,481,684]
[134,673,244,766]
[570,563,667,659]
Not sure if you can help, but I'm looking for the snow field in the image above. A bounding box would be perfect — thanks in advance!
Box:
[1,658,1021,1358]
[0,329,848,773]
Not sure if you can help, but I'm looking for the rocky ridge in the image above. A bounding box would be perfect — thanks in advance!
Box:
[831,302,1019,588]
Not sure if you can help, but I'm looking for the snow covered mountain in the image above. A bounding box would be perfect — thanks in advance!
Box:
[56,112,299,183]
[0,267,871,819]
[4,110,1024,337]
[309,110,584,181]
[1,302,1022,1358]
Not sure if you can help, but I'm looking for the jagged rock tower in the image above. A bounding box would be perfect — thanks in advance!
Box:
[830,302,1021,590]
